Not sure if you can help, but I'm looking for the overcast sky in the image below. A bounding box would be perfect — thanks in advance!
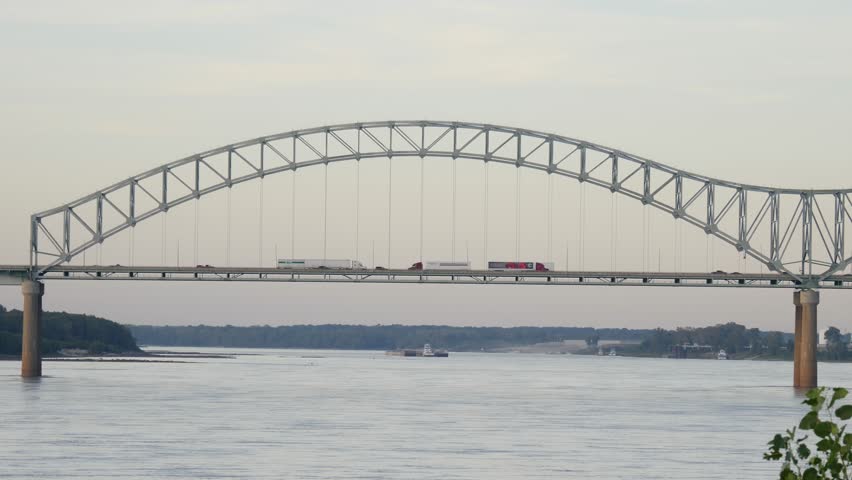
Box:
[1,0,851,331]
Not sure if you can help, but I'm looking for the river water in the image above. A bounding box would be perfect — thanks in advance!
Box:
[1,348,848,479]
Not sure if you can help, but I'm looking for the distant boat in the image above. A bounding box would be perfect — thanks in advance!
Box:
[608,348,617,357]
[717,349,728,360]
[385,343,448,357]
[597,347,604,356]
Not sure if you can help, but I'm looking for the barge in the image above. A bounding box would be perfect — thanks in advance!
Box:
[386,343,449,357]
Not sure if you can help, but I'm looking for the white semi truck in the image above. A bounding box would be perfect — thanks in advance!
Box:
[407,261,472,270]
[277,259,366,269]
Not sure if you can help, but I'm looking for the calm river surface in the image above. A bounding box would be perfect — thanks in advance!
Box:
[1,348,849,479]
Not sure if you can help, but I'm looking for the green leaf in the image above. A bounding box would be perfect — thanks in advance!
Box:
[797,443,811,459]
[836,405,852,420]
[780,468,797,480]
[806,387,825,400]
[800,411,819,430]
[802,467,819,480]
[830,387,848,408]
[816,438,833,452]
[769,434,787,450]
[814,421,834,438]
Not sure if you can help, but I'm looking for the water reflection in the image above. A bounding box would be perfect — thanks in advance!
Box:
[0,350,847,479]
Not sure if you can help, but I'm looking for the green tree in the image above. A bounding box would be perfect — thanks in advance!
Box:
[825,327,848,361]
[749,327,765,356]
[765,387,852,479]
[766,332,785,356]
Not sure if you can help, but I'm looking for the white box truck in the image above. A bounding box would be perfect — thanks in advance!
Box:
[277,259,366,269]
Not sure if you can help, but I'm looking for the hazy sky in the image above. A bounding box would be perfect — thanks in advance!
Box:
[1,0,851,331]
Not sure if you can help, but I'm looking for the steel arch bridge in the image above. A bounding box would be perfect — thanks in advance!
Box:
[6,120,845,386]
[29,120,852,287]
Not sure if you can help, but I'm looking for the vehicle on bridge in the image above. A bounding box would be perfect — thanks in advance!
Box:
[487,261,551,272]
[277,259,366,269]
[408,261,472,270]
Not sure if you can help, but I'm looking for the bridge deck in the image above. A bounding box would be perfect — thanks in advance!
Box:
[2,265,851,289]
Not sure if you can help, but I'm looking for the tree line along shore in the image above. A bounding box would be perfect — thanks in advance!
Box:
[0,304,140,357]
[3,303,851,362]
[128,322,852,361]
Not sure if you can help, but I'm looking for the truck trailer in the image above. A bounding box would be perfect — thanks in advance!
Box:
[408,261,472,270]
[277,259,366,269]
[487,261,550,272]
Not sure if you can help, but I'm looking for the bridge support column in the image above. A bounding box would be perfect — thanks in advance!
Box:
[21,280,44,378]
[793,290,819,389]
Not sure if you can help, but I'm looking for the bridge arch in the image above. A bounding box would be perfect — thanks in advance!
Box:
[30,121,852,284]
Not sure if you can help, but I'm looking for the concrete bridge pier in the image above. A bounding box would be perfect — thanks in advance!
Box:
[793,290,819,389]
[21,280,44,378]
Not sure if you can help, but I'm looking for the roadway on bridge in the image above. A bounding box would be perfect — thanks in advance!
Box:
[3,265,851,289]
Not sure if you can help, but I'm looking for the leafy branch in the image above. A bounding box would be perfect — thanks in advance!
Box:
[766,387,852,479]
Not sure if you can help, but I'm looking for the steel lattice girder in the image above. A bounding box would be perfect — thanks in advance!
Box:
[30,121,852,286]
[15,264,852,289]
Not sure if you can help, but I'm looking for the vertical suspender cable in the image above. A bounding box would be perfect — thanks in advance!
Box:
[130,227,135,266]
[649,207,654,272]
[226,187,232,267]
[484,162,489,268]
[738,246,742,273]
[610,195,614,270]
[673,221,677,272]
[644,208,648,272]
[547,174,552,264]
[419,157,424,263]
[291,169,296,259]
[355,160,360,263]
[643,207,647,272]
[578,183,584,271]
[452,159,456,261]
[710,233,714,270]
[194,199,199,266]
[648,211,661,270]
[704,218,710,272]
[675,222,680,273]
[614,194,618,270]
[162,213,166,265]
[259,178,264,267]
[648,207,652,272]
[355,131,361,264]
[387,157,392,268]
[323,163,328,262]
[516,167,521,262]
[647,208,651,272]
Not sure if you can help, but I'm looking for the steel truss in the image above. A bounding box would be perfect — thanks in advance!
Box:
[30,121,852,287]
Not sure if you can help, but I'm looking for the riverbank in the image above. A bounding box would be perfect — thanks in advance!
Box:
[0,349,235,362]
[570,346,852,362]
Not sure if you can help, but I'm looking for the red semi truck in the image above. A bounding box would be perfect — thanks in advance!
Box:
[487,261,550,272]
